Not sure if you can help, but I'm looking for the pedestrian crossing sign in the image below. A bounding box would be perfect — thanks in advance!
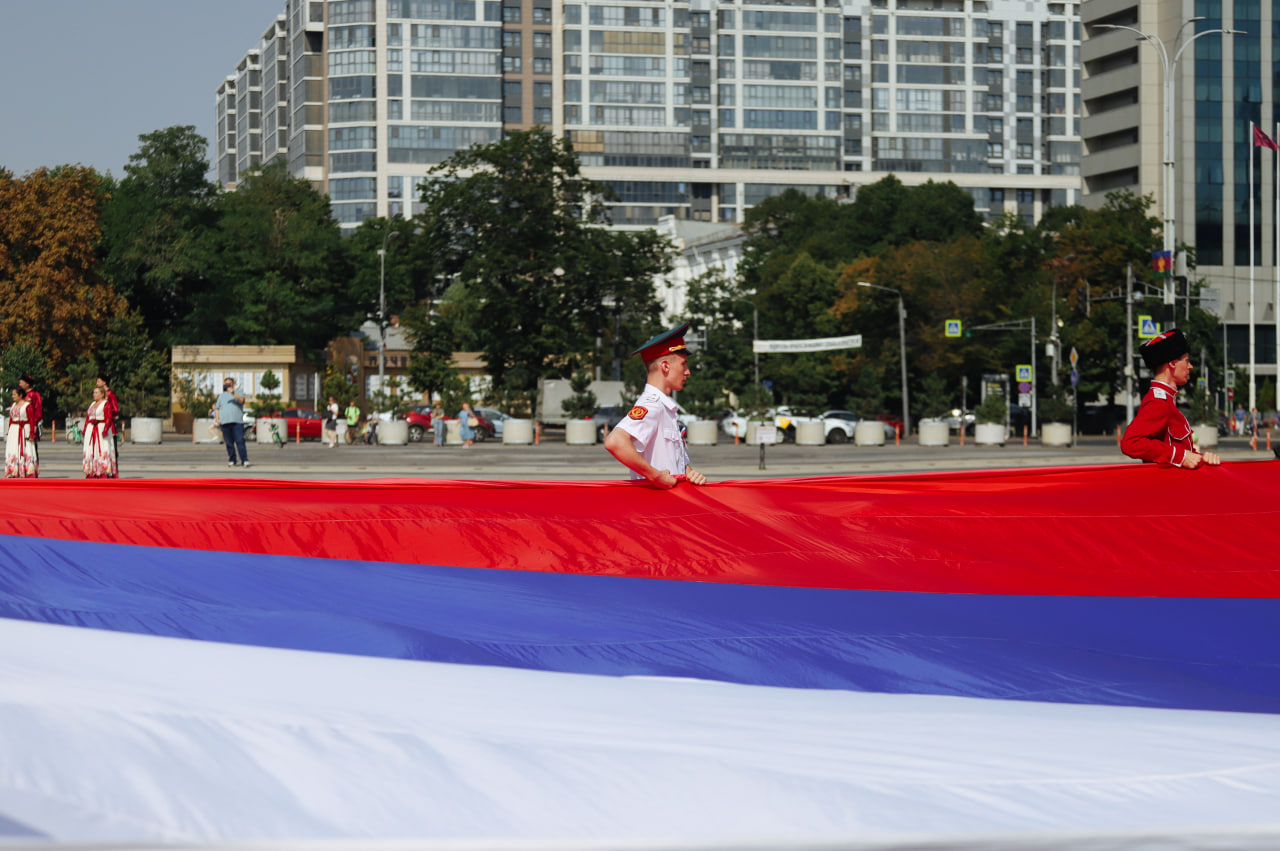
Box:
[1015,364,1032,382]
[1138,315,1160,339]
[945,319,962,338]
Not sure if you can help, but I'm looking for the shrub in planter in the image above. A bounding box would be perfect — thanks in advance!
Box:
[1184,386,1218,426]
[974,390,1007,425]
[1040,388,1073,424]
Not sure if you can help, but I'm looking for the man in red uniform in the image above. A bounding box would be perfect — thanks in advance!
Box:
[97,374,121,469]
[1120,329,1220,469]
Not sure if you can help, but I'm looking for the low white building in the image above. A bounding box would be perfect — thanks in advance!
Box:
[655,216,746,323]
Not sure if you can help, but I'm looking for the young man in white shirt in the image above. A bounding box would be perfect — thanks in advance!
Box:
[605,322,709,489]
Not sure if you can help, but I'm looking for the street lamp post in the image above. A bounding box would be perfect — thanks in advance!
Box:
[377,229,401,395]
[1094,19,1239,269]
[858,281,910,436]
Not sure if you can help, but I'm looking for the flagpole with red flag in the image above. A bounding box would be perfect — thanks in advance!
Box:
[1250,121,1256,413]
[1249,122,1280,413]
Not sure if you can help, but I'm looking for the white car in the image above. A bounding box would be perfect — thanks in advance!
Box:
[720,407,818,443]
[818,410,858,444]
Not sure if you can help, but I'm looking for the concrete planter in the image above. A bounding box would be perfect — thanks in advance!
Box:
[502,419,534,445]
[974,422,1007,446]
[917,421,949,447]
[193,418,222,444]
[1193,423,1219,449]
[854,420,886,446]
[256,418,287,444]
[379,419,409,445]
[130,417,163,444]
[1041,422,1073,446]
[445,419,463,445]
[686,420,718,445]
[795,421,825,446]
[745,422,781,445]
[566,419,597,445]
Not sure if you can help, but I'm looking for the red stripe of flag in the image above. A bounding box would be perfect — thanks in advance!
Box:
[1254,124,1279,151]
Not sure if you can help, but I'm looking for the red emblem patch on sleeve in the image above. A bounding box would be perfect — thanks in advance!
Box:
[628,406,648,420]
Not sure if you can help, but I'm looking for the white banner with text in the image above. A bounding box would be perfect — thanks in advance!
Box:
[752,334,863,354]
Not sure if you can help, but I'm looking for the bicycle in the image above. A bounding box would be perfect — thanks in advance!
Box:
[65,417,85,445]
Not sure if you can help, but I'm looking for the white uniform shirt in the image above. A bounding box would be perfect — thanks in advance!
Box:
[612,384,689,481]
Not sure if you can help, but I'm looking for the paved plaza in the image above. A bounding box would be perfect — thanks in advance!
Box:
[26,428,1273,480]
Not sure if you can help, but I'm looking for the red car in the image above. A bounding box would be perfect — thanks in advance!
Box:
[404,405,496,442]
[279,407,325,440]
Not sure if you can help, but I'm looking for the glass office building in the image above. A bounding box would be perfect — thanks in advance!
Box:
[1082,0,1280,378]
[218,0,1083,229]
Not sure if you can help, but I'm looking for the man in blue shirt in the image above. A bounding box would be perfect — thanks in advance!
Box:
[215,378,251,468]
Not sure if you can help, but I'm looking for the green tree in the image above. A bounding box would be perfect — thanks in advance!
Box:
[415,130,669,412]
[193,163,349,348]
[402,303,467,406]
[0,166,126,393]
[99,126,218,345]
[561,368,598,419]
[256,369,282,413]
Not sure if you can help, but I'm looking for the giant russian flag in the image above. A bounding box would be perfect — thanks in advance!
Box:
[3,463,1280,847]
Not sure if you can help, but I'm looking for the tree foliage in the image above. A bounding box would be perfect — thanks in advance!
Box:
[0,166,125,388]
[99,126,218,345]
[192,163,349,349]
[415,130,671,410]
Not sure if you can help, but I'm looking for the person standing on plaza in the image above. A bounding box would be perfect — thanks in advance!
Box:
[458,401,476,448]
[604,321,709,488]
[432,400,445,446]
[216,378,251,468]
[16,375,42,463]
[323,396,340,448]
[344,400,361,444]
[83,385,118,479]
[96,374,120,470]
[5,387,37,478]
[1120,329,1220,469]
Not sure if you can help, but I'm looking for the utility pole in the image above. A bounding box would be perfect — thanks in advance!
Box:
[1125,263,1135,423]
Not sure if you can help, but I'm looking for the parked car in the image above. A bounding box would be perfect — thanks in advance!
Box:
[720,407,808,442]
[473,407,510,440]
[278,407,324,440]
[877,413,904,437]
[936,408,976,434]
[405,405,496,442]
[819,410,858,444]
[404,405,435,443]
[591,406,625,442]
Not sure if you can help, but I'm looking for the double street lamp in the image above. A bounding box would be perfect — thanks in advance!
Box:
[857,281,909,437]
[1094,19,1240,267]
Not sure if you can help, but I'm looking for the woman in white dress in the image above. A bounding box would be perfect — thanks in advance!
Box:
[83,385,118,479]
[5,387,37,478]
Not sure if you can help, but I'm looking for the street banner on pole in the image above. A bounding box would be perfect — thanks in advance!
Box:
[753,334,862,353]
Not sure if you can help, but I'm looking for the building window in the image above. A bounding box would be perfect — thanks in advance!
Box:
[532,7,550,23]
[534,81,552,99]
[534,107,552,124]
[533,31,551,49]
[502,6,520,22]
[503,31,521,48]
[502,55,522,72]
[533,56,552,73]
[504,106,523,123]
[504,81,522,99]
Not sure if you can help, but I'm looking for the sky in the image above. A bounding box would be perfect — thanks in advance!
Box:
[0,0,285,180]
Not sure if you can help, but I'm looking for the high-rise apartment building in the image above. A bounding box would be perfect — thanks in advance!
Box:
[1081,0,1279,381]
[219,0,1084,229]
